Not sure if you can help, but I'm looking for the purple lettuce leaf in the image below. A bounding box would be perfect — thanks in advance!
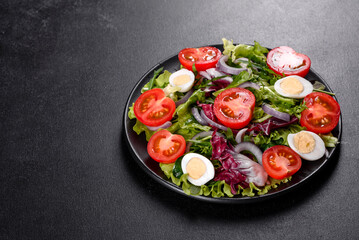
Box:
[248,116,299,136]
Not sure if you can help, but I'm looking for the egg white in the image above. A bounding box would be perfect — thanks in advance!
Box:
[274,75,313,99]
[169,69,195,92]
[287,131,325,161]
[181,153,215,186]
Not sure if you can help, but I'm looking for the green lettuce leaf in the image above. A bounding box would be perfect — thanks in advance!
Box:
[319,133,339,147]
[222,38,268,64]
[155,70,171,88]
[160,163,234,198]
[128,103,136,119]
[133,119,155,141]
[253,123,305,150]
[141,67,164,93]
[213,71,250,96]
[160,163,291,198]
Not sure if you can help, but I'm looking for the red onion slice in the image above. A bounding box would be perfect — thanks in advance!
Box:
[175,89,194,107]
[206,68,226,78]
[146,121,172,131]
[200,110,228,131]
[216,55,247,75]
[235,128,248,143]
[233,142,263,165]
[191,107,208,126]
[262,104,290,122]
[220,76,233,83]
[238,82,260,90]
[199,71,211,80]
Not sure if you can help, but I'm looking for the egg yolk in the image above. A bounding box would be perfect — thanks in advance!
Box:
[186,157,206,180]
[280,77,304,95]
[172,74,191,86]
[293,132,315,154]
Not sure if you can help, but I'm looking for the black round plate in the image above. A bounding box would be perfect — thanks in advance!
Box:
[123,44,342,203]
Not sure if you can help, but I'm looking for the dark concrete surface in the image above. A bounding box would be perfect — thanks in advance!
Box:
[1,0,358,239]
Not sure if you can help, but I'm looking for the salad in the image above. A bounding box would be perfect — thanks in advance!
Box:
[127,38,340,198]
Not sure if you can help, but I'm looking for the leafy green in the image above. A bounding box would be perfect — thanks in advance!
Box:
[188,135,213,159]
[128,104,136,119]
[133,119,155,141]
[240,177,292,196]
[160,163,233,197]
[155,70,171,88]
[213,71,250,96]
[141,67,164,93]
[175,122,211,141]
[160,163,292,198]
[253,123,305,151]
[319,133,339,147]
[175,89,205,118]
[224,128,236,145]
[173,157,183,178]
[222,38,268,64]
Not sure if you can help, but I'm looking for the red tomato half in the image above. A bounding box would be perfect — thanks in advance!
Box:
[147,130,186,163]
[262,145,302,180]
[267,46,311,77]
[178,47,222,72]
[213,88,255,129]
[134,88,176,127]
[300,92,340,134]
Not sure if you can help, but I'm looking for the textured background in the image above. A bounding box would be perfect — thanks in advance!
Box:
[1,0,358,239]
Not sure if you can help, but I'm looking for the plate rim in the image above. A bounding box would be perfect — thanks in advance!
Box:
[123,44,342,204]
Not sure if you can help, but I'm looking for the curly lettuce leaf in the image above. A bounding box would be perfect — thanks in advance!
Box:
[141,67,164,93]
[160,163,234,197]
[175,89,205,117]
[155,70,171,88]
[160,163,291,198]
[128,104,136,119]
[188,136,213,159]
[222,38,268,64]
[133,119,155,141]
[253,123,305,150]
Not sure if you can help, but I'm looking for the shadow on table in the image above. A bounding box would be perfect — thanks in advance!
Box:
[120,129,341,220]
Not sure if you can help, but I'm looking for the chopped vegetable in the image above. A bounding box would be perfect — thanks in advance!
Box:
[128,39,340,199]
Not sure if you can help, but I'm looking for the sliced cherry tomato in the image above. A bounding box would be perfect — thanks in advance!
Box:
[300,92,340,134]
[147,130,186,163]
[178,47,222,72]
[213,88,255,129]
[262,145,302,180]
[134,88,176,127]
[267,46,311,77]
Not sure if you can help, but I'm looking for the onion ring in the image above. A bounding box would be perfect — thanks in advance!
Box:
[235,128,248,143]
[216,55,247,75]
[191,107,208,126]
[200,110,228,131]
[262,103,290,122]
[175,89,194,107]
[146,121,172,131]
[233,142,263,165]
